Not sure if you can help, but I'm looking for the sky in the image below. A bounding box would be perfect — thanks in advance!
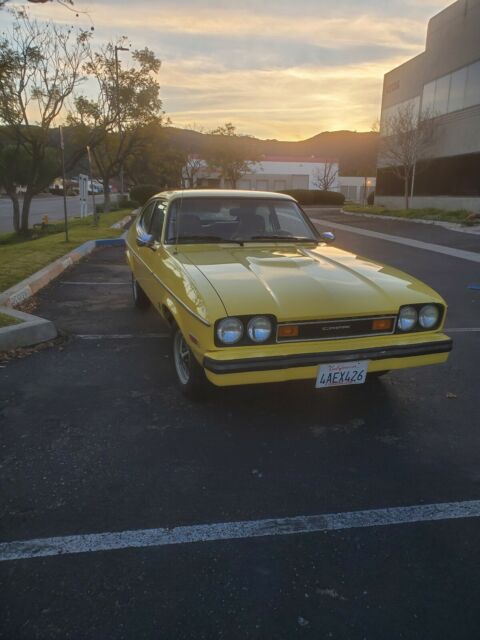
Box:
[2,0,450,140]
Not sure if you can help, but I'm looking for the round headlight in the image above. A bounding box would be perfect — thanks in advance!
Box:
[419,304,439,329]
[398,306,418,332]
[217,317,243,344]
[247,316,272,343]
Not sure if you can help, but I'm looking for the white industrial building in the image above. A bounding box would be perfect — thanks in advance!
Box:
[183,155,340,192]
[338,176,376,203]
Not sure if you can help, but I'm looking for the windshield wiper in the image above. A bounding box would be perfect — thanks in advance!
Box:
[249,235,318,243]
[173,235,244,246]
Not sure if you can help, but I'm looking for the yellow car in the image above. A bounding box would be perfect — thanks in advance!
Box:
[125,190,452,398]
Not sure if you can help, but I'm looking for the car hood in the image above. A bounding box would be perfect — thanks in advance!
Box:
[180,244,443,321]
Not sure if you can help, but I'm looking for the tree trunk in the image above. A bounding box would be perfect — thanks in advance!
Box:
[20,191,33,234]
[404,171,410,210]
[6,190,20,232]
[103,177,111,214]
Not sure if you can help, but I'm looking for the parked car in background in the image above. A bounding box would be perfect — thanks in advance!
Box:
[126,190,452,398]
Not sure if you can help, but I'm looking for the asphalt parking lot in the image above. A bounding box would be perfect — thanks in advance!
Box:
[1,211,480,639]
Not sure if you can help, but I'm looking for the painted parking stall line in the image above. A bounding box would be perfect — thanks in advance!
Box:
[75,333,170,340]
[312,220,480,263]
[2,500,480,563]
[60,281,131,286]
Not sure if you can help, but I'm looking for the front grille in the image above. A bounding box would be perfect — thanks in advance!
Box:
[276,316,396,342]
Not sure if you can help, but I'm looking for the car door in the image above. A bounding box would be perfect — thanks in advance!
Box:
[132,200,157,296]
[138,199,168,303]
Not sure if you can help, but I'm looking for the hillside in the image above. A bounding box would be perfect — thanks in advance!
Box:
[161,127,379,176]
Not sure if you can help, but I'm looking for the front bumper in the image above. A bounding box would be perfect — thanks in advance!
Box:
[202,333,452,386]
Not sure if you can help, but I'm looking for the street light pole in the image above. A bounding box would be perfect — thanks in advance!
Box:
[59,126,69,242]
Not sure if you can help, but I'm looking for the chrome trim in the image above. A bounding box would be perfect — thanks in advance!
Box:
[127,243,211,327]
[276,315,397,343]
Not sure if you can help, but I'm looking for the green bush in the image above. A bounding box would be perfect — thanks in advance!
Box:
[129,184,161,206]
[367,190,375,206]
[279,190,345,206]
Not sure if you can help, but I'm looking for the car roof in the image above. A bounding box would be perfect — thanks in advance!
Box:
[151,189,297,202]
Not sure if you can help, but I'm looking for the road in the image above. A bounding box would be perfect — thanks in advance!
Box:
[0,195,104,233]
[1,210,480,639]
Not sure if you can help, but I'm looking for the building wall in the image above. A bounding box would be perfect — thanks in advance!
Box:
[338,177,376,203]
[186,158,339,192]
[376,0,480,210]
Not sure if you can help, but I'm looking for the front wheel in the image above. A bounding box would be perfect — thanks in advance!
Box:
[132,275,150,310]
[172,328,208,400]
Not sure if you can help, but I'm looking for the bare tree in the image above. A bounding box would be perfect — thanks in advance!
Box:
[182,155,203,188]
[0,10,90,232]
[313,161,338,191]
[69,42,163,212]
[205,123,258,189]
[379,102,436,210]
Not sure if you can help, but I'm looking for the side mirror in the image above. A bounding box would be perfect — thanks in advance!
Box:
[320,231,335,244]
[136,229,155,249]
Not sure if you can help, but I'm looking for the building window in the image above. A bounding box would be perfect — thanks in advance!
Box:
[448,67,467,113]
[465,60,480,109]
[421,58,480,117]
[377,152,480,197]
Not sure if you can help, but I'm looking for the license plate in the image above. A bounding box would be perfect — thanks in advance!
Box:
[315,360,368,388]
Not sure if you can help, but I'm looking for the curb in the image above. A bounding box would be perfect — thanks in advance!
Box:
[0,237,126,309]
[0,306,57,352]
[340,209,480,236]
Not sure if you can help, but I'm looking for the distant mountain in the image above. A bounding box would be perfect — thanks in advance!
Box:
[161,127,379,176]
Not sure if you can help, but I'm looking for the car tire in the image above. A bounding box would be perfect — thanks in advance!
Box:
[172,327,208,400]
[132,275,150,310]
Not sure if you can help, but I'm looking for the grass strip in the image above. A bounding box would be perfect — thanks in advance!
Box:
[343,205,477,225]
[0,312,22,328]
[0,210,132,292]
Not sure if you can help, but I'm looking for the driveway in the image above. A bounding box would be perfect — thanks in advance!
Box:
[1,216,480,639]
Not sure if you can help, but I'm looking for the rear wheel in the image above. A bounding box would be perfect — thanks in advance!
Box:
[172,328,208,400]
[132,275,150,310]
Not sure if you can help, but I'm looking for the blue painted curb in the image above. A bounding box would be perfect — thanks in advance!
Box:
[95,237,125,247]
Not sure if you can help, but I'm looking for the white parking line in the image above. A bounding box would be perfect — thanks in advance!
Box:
[60,281,130,285]
[313,220,480,263]
[1,499,479,562]
[75,333,170,339]
[446,328,480,333]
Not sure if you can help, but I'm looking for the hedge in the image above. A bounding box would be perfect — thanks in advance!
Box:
[129,184,162,206]
[279,190,345,206]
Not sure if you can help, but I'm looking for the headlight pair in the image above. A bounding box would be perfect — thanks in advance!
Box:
[216,316,272,345]
[397,304,441,332]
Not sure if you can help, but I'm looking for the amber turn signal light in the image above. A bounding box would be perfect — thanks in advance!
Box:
[372,318,393,331]
[278,325,299,338]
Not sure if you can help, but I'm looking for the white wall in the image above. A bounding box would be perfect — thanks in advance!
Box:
[182,159,339,191]
[338,176,376,203]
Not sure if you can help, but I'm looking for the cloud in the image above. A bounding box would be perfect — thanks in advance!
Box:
[2,0,449,139]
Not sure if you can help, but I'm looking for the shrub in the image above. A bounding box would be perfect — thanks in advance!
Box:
[129,184,161,206]
[367,190,375,206]
[279,190,345,206]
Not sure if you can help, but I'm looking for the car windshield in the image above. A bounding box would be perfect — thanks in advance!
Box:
[165,197,318,244]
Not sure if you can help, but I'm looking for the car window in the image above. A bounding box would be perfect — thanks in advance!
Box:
[165,197,317,243]
[275,202,314,237]
[140,201,156,233]
[150,200,167,240]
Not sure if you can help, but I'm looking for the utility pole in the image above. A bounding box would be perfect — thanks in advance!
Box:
[59,126,69,242]
[114,45,129,197]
